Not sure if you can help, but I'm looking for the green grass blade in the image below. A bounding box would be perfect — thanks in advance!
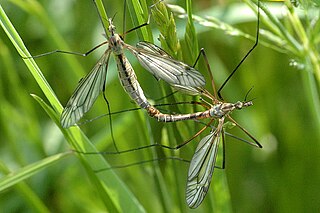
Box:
[184,0,199,63]
[95,0,110,33]
[0,162,50,213]
[127,0,153,41]
[0,3,146,212]
[0,4,61,113]
[0,152,71,192]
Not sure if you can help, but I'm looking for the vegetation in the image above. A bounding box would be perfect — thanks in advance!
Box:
[0,0,319,212]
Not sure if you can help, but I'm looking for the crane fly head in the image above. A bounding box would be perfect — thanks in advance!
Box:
[108,18,116,36]
[234,101,253,109]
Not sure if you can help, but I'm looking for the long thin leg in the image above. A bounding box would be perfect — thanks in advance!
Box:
[175,119,214,149]
[75,115,256,156]
[24,41,108,59]
[192,48,218,99]
[78,100,211,125]
[73,143,177,155]
[74,119,214,155]
[217,1,260,99]
[153,90,179,102]
[94,156,190,172]
[123,0,164,36]
[102,78,119,153]
[227,115,262,148]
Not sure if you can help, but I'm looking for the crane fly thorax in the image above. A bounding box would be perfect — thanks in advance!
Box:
[109,34,124,55]
[209,100,253,118]
[209,103,226,118]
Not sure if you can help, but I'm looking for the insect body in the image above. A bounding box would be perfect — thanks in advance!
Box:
[60,19,205,128]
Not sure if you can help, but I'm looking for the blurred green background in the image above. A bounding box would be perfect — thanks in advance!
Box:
[1,0,320,212]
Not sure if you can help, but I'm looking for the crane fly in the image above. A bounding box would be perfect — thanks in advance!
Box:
[62,0,262,209]
[60,0,206,128]
[156,1,262,207]
[83,84,261,209]
[78,0,262,208]
[28,0,207,128]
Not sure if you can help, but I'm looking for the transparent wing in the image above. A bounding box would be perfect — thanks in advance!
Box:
[186,118,224,208]
[60,51,111,128]
[126,42,206,92]
[134,41,172,58]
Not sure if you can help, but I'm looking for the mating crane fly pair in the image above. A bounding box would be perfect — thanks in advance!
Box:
[60,2,206,128]
[30,0,262,209]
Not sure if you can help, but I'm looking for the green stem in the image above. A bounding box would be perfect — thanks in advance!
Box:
[284,0,320,136]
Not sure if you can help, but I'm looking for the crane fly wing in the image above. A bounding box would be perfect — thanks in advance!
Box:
[134,41,172,58]
[126,42,205,94]
[60,51,111,128]
[186,118,224,208]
